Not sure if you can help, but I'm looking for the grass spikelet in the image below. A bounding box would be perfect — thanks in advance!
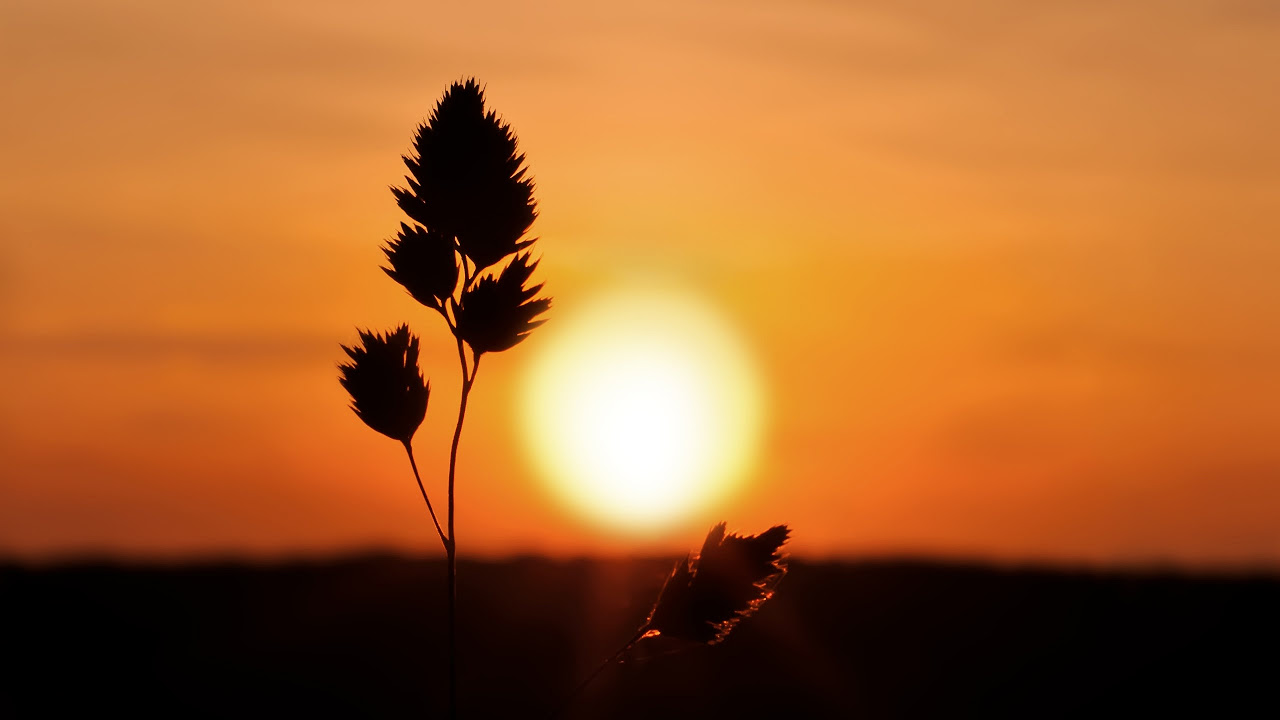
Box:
[645,522,791,644]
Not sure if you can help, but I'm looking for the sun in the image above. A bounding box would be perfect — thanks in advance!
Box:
[520,283,764,532]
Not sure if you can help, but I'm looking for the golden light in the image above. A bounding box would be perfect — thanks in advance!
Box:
[520,283,764,532]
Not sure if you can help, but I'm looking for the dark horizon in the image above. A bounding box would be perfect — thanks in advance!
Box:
[5,555,1276,717]
[8,546,1280,578]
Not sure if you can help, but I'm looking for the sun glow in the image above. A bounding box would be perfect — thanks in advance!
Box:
[521,284,764,531]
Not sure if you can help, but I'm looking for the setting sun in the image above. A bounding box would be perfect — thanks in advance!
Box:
[521,283,764,531]
[4,2,1279,715]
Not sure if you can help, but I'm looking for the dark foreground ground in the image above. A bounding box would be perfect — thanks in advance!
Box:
[2,556,1277,718]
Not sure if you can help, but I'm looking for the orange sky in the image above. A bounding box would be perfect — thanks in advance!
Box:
[2,0,1278,565]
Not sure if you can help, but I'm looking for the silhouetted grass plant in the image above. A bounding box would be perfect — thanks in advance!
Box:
[339,78,790,718]
[341,78,548,718]
[558,523,790,715]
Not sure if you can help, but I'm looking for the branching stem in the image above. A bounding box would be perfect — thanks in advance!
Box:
[401,440,448,551]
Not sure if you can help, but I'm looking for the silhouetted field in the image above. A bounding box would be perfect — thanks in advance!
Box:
[2,556,1275,718]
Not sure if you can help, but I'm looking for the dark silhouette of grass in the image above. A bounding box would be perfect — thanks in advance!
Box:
[340,79,788,717]
[557,524,790,715]
[338,327,445,545]
[2,556,1275,718]
[339,78,550,718]
[645,523,790,645]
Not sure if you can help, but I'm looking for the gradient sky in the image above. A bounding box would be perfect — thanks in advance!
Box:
[2,0,1278,565]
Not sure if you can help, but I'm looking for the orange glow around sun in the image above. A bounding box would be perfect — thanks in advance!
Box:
[1,0,1278,565]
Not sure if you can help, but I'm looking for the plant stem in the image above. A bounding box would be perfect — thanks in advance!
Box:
[552,626,651,719]
[401,440,448,551]
[445,331,480,720]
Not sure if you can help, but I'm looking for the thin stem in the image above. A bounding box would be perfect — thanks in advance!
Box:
[445,332,479,720]
[401,440,448,551]
[442,244,483,720]
[436,302,455,332]
[459,249,472,291]
[552,627,651,720]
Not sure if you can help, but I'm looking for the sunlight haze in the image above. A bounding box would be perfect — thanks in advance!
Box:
[1,0,1278,565]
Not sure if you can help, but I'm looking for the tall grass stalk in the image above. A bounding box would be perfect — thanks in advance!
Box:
[341,78,548,719]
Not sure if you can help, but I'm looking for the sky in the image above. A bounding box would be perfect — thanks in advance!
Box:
[2,0,1278,565]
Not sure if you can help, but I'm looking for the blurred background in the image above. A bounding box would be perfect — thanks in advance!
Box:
[2,0,1277,567]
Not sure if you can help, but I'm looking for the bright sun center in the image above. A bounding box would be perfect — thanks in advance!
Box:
[521,284,764,531]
